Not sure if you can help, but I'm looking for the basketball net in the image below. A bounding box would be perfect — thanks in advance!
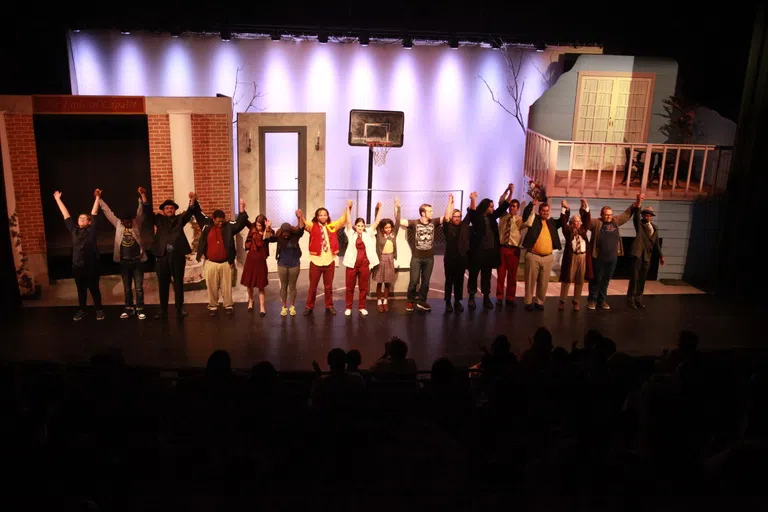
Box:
[369,143,392,166]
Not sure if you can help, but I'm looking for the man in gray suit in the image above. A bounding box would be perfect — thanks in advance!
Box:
[627,196,665,309]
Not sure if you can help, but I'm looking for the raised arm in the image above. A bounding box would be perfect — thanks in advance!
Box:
[345,201,353,231]
[294,209,306,236]
[97,194,120,228]
[91,189,101,217]
[615,193,643,227]
[181,191,198,226]
[559,200,570,232]
[393,198,402,234]
[579,199,591,234]
[469,191,477,211]
[372,202,383,230]
[524,199,538,227]
[329,200,352,230]
[499,183,513,206]
[232,198,249,232]
[443,194,454,223]
[53,191,71,220]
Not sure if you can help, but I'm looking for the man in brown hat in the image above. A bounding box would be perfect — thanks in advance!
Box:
[627,195,665,309]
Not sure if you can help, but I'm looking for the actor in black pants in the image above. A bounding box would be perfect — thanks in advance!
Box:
[467,187,510,310]
[145,191,199,319]
[442,193,470,312]
[54,189,104,321]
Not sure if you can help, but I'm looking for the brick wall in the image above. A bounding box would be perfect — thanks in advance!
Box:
[147,114,174,207]
[4,113,45,255]
[191,114,232,217]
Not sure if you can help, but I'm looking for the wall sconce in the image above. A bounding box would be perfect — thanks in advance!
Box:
[315,130,321,151]
[246,132,252,153]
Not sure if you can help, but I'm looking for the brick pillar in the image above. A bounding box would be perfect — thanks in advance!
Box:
[3,113,45,254]
[191,114,232,217]
[147,114,174,208]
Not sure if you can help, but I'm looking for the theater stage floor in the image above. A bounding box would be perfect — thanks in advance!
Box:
[3,290,761,372]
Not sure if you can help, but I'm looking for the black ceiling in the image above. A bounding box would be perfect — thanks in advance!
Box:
[2,3,757,121]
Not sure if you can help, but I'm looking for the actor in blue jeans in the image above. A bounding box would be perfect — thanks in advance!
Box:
[401,200,448,312]
[586,194,642,310]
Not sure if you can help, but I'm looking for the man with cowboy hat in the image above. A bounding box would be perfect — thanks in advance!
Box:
[627,194,665,309]
[96,186,150,320]
[143,191,200,319]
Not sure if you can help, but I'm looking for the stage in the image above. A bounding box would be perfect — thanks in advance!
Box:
[2,292,761,372]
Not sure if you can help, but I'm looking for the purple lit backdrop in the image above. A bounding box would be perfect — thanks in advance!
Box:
[68,31,556,208]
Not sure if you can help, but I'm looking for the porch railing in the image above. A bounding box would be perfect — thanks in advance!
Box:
[523,129,733,198]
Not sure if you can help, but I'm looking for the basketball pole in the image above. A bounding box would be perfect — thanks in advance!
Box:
[366,145,374,224]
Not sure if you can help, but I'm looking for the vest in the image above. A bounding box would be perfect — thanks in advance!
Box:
[308,222,340,256]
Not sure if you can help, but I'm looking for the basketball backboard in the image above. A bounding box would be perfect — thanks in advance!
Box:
[348,109,405,147]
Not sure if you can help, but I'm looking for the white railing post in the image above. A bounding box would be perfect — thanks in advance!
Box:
[596,144,605,196]
[566,143,575,196]
[684,147,695,197]
[547,140,558,193]
[698,148,710,193]
[657,148,667,197]
[639,143,653,195]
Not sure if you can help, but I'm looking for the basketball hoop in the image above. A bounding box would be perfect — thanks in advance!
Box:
[368,142,392,166]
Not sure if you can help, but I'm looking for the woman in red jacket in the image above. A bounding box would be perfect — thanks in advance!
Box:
[241,214,274,316]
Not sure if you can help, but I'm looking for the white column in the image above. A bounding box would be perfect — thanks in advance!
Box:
[167,110,195,241]
[167,110,203,282]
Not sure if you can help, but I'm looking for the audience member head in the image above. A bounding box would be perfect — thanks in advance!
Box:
[678,330,699,358]
[346,349,361,371]
[388,337,408,362]
[206,350,232,378]
[327,348,347,373]
[532,327,553,352]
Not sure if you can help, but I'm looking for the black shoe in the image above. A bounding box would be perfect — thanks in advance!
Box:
[445,301,453,313]
[95,310,105,321]
[225,308,234,316]
[483,296,494,310]
[635,299,646,309]
[496,300,503,309]
[505,300,516,307]
[303,308,313,316]
[73,310,86,322]
[326,307,337,315]
[454,300,464,312]
[524,303,534,311]
[534,303,545,311]
[468,295,477,310]
[628,299,637,310]
[416,301,431,311]
[176,309,188,318]
[209,309,217,317]
[154,310,168,320]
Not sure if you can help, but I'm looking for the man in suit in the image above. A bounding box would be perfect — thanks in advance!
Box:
[144,191,200,319]
[521,198,564,311]
[627,197,665,309]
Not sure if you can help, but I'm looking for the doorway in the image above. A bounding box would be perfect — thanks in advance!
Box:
[259,127,307,224]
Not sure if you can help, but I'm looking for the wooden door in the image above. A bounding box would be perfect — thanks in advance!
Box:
[572,73,655,170]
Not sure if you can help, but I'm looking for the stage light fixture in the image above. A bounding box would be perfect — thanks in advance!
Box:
[120,29,131,35]
[403,36,412,49]
[271,32,281,42]
[221,29,232,41]
[359,32,369,46]
[491,39,501,50]
[318,32,328,44]
[449,36,458,49]
[536,42,545,52]
[170,28,182,38]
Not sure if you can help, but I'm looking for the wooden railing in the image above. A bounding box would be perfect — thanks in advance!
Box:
[523,129,733,199]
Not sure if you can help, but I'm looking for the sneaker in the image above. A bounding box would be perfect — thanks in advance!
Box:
[120,308,134,319]
[360,309,368,316]
[289,306,296,316]
[96,310,105,321]
[600,302,611,310]
[587,301,597,310]
[406,302,415,312]
[416,301,431,311]
[73,310,86,322]
[137,311,147,320]
[281,307,288,317]
[345,308,352,316]
[445,301,454,313]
